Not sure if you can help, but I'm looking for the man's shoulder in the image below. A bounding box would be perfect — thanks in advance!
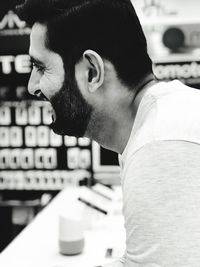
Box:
[154,80,200,141]
[123,80,200,164]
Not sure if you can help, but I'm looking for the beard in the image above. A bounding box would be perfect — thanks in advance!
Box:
[50,76,92,137]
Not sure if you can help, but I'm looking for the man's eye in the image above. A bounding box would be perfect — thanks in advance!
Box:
[32,63,45,73]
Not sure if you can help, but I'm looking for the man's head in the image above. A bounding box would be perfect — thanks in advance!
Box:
[16,0,153,138]
[28,22,93,137]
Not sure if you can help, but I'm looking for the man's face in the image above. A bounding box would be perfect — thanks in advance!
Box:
[29,22,92,137]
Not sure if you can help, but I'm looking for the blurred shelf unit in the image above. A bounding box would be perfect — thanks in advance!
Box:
[141,17,200,88]
[0,99,121,189]
[0,100,93,191]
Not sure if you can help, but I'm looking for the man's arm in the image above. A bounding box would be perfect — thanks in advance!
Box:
[121,140,200,266]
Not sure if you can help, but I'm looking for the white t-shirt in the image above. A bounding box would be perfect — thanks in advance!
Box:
[106,80,200,267]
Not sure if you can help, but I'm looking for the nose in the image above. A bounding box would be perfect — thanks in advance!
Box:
[28,68,41,96]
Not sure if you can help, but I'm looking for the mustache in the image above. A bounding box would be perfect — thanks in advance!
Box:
[35,91,49,101]
[39,92,49,101]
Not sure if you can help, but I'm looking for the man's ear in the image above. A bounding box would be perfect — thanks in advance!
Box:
[83,49,104,93]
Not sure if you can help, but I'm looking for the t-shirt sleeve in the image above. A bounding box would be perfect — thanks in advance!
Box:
[121,140,200,266]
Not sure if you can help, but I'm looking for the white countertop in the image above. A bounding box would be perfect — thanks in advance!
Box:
[0,186,125,267]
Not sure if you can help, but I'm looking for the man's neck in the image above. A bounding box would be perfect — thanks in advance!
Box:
[133,75,157,115]
[86,75,158,154]
[117,75,158,154]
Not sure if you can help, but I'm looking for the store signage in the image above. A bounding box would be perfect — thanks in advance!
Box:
[154,61,200,80]
[0,54,31,74]
[0,10,30,36]
[0,10,26,30]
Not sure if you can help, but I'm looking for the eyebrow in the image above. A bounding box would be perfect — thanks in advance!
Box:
[30,56,45,67]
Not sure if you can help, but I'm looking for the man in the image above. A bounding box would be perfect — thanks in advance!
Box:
[16,0,200,266]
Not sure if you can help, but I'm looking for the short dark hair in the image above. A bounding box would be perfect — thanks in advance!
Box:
[16,0,153,88]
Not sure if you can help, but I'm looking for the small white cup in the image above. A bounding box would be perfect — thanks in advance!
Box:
[58,208,85,255]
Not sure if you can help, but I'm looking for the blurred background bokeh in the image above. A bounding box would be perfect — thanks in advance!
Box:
[0,0,200,251]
